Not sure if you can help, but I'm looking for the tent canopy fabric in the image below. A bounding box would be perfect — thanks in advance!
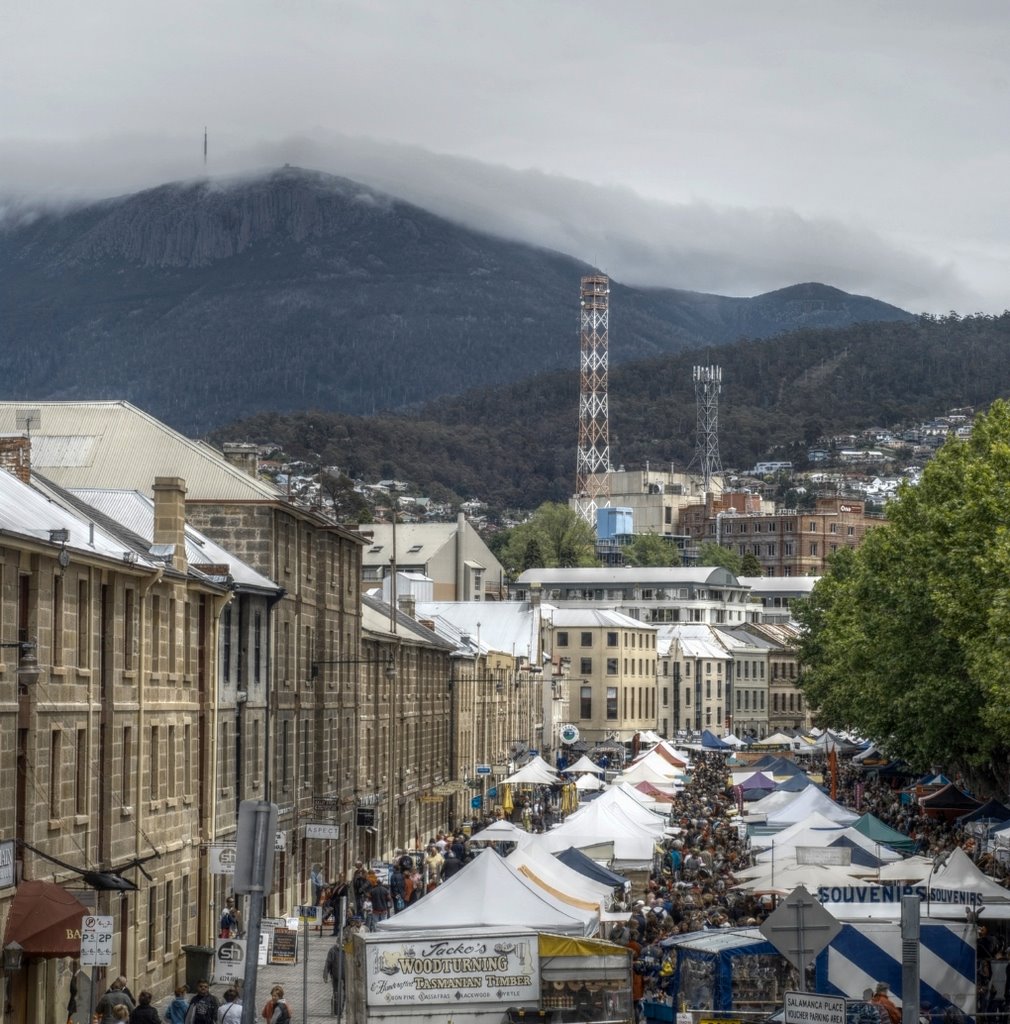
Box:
[739,771,776,791]
[502,755,560,786]
[957,798,1010,825]
[555,847,628,889]
[375,849,596,935]
[574,773,605,791]
[919,784,981,809]
[763,785,859,826]
[701,730,731,750]
[565,755,606,775]
[851,812,919,855]
[470,819,532,844]
[2,881,89,958]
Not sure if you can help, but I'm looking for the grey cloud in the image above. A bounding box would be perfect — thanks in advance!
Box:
[0,131,980,313]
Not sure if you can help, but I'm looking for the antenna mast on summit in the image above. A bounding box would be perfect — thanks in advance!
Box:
[203,126,208,167]
[690,365,724,495]
[574,274,611,526]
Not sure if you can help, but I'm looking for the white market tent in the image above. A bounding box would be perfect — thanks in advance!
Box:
[568,786,668,834]
[575,773,606,791]
[732,861,872,894]
[534,799,658,868]
[753,824,903,865]
[750,811,856,851]
[745,788,805,820]
[566,755,606,776]
[872,856,936,882]
[469,819,533,846]
[506,843,616,908]
[930,847,1010,907]
[764,786,860,826]
[502,755,560,786]
[375,848,597,936]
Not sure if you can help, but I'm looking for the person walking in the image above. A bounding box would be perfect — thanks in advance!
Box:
[128,991,160,1024]
[184,979,220,1024]
[165,986,189,1024]
[324,937,347,1015]
[261,984,292,1023]
[95,978,134,1024]
[871,982,901,1024]
[216,989,243,1024]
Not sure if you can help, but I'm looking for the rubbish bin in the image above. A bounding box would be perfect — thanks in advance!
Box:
[182,944,216,992]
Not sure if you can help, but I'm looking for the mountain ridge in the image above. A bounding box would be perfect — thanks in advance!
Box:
[1,166,913,432]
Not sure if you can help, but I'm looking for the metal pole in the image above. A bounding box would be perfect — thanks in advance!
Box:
[240,805,271,1024]
[303,913,309,1020]
[795,897,807,992]
[336,894,347,1023]
[900,895,920,1024]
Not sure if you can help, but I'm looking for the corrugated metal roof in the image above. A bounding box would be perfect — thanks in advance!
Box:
[654,623,730,660]
[0,469,157,568]
[545,606,655,630]
[516,566,743,586]
[415,601,540,660]
[0,401,280,500]
[70,488,279,593]
[738,576,820,594]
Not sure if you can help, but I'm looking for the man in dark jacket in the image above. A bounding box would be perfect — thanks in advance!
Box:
[389,863,407,912]
[370,880,392,923]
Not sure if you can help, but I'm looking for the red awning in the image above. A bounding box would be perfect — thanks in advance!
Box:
[3,880,88,958]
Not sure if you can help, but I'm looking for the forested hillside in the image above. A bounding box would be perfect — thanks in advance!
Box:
[214,312,1010,509]
[1,167,909,433]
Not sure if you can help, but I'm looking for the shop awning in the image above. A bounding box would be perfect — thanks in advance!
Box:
[3,880,88,957]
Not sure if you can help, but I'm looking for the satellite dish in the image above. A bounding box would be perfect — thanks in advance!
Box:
[560,725,580,744]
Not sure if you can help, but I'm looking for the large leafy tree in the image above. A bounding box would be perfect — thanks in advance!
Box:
[696,541,743,575]
[622,532,682,567]
[494,502,599,577]
[796,400,1010,794]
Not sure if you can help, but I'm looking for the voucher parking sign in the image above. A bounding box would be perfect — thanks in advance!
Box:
[81,915,114,967]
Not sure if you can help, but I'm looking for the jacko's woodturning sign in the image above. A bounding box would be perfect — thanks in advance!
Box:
[364,934,539,1006]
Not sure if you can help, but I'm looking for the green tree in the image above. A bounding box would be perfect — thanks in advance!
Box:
[739,552,764,576]
[622,533,682,567]
[795,400,1010,794]
[496,502,599,576]
[696,541,743,575]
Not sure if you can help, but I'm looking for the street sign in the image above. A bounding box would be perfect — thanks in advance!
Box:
[475,764,492,775]
[275,830,287,852]
[305,822,340,840]
[209,843,237,875]
[784,992,846,1024]
[212,937,247,984]
[80,915,114,967]
[297,905,320,924]
[759,885,842,976]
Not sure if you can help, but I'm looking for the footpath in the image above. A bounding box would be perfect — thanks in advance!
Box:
[157,924,344,1022]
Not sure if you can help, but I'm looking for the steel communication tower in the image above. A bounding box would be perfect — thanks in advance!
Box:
[575,274,611,524]
[691,364,724,494]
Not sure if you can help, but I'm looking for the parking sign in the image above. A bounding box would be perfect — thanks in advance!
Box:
[81,915,114,967]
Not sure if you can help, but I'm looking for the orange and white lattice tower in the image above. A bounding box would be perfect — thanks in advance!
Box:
[575,274,611,525]
[690,364,724,495]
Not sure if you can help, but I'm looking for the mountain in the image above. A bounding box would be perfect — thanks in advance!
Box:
[1,167,912,433]
[214,312,1010,510]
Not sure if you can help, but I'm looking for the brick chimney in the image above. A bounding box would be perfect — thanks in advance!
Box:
[222,443,260,478]
[152,477,188,572]
[398,593,416,620]
[0,436,31,484]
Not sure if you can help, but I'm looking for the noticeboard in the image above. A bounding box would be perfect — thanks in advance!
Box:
[270,927,298,965]
[784,992,846,1024]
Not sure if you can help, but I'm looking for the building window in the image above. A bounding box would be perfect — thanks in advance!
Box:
[124,587,135,671]
[122,727,132,806]
[580,632,593,647]
[165,878,174,953]
[76,728,87,816]
[580,686,592,719]
[77,579,90,667]
[50,729,61,815]
[809,521,818,531]
[53,574,64,667]
[557,632,569,648]
[168,725,176,798]
[606,687,618,719]
[606,658,618,675]
[810,542,819,556]
[847,526,855,536]
[785,542,794,555]
[148,886,158,960]
[580,657,592,675]
[150,726,160,801]
[685,688,691,706]
[606,631,618,647]
[829,523,837,533]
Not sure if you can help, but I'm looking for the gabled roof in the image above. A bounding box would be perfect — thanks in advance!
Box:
[70,488,279,593]
[362,593,454,650]
[0,401,279,500]
[416,601,540,661]
[548,607,656,630]
[655,623,731,660]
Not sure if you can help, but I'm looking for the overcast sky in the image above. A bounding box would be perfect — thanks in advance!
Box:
[3,1,1008,313]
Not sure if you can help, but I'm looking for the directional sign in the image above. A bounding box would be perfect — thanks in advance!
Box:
[305,822,340,840]
[784,992,846,1024]
[80,915,114,967]
[759,885,842,975]
[475,764,492,776]
[213,938,247,984]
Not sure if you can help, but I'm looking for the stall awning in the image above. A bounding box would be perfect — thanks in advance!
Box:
[3,880,88,958]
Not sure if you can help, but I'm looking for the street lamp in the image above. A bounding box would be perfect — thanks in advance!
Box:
[310,652,396,681]
[1,639,40,688]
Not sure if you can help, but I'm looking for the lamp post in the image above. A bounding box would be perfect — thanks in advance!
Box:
[0,638,40,692]
[3,941,23,1019]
